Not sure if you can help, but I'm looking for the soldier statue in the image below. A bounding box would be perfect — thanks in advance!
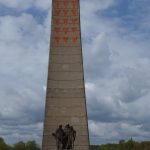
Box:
[52,125,64,149]
[52,124,76,150]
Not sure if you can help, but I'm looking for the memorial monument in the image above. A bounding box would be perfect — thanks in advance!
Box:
[42,0,90,149]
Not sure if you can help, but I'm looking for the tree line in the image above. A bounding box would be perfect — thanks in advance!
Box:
[90,138,150,150]
[1,137,150,150]
[0,137,40,150]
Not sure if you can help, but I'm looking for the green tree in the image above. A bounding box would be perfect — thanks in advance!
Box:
[0,137,12,150]
[119,139,125,150]
[126,138,134,150]
[26,141,37,150]
[13,141,26,150]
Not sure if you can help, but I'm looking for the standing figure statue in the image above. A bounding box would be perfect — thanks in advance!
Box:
[52,125,64,150]
[63,124,72,149]
[52,124,76,150]
[70,126,76,149]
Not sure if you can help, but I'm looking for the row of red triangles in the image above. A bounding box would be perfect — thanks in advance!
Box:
[54,9,77,15]
[54,18,78,24]
[54,36,78,44]
[54,1,78,7]
[54,27,77,33]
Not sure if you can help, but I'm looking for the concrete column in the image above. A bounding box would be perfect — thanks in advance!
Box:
[42,0,90,149]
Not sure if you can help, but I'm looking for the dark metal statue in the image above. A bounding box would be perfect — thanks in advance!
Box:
[52,125,64,149]
[52,124,76,150]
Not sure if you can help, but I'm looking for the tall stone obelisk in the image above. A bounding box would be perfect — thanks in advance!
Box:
[42,0,90,150]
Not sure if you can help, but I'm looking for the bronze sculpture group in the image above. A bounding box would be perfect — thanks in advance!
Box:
[52,124,76,150]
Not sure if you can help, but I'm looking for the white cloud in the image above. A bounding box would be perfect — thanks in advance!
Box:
[35,0,51,11]
[0,12,50,144]
[80,0,150,144]
[0,0,50,11]
[89,120,149,144]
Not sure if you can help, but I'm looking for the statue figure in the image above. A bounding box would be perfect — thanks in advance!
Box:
[70,126,76,149]
[52,125,64,150]
[63,124,72,149]
[52,124,76,150]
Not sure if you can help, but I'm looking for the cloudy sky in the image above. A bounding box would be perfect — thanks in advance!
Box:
[0,0,150,146]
